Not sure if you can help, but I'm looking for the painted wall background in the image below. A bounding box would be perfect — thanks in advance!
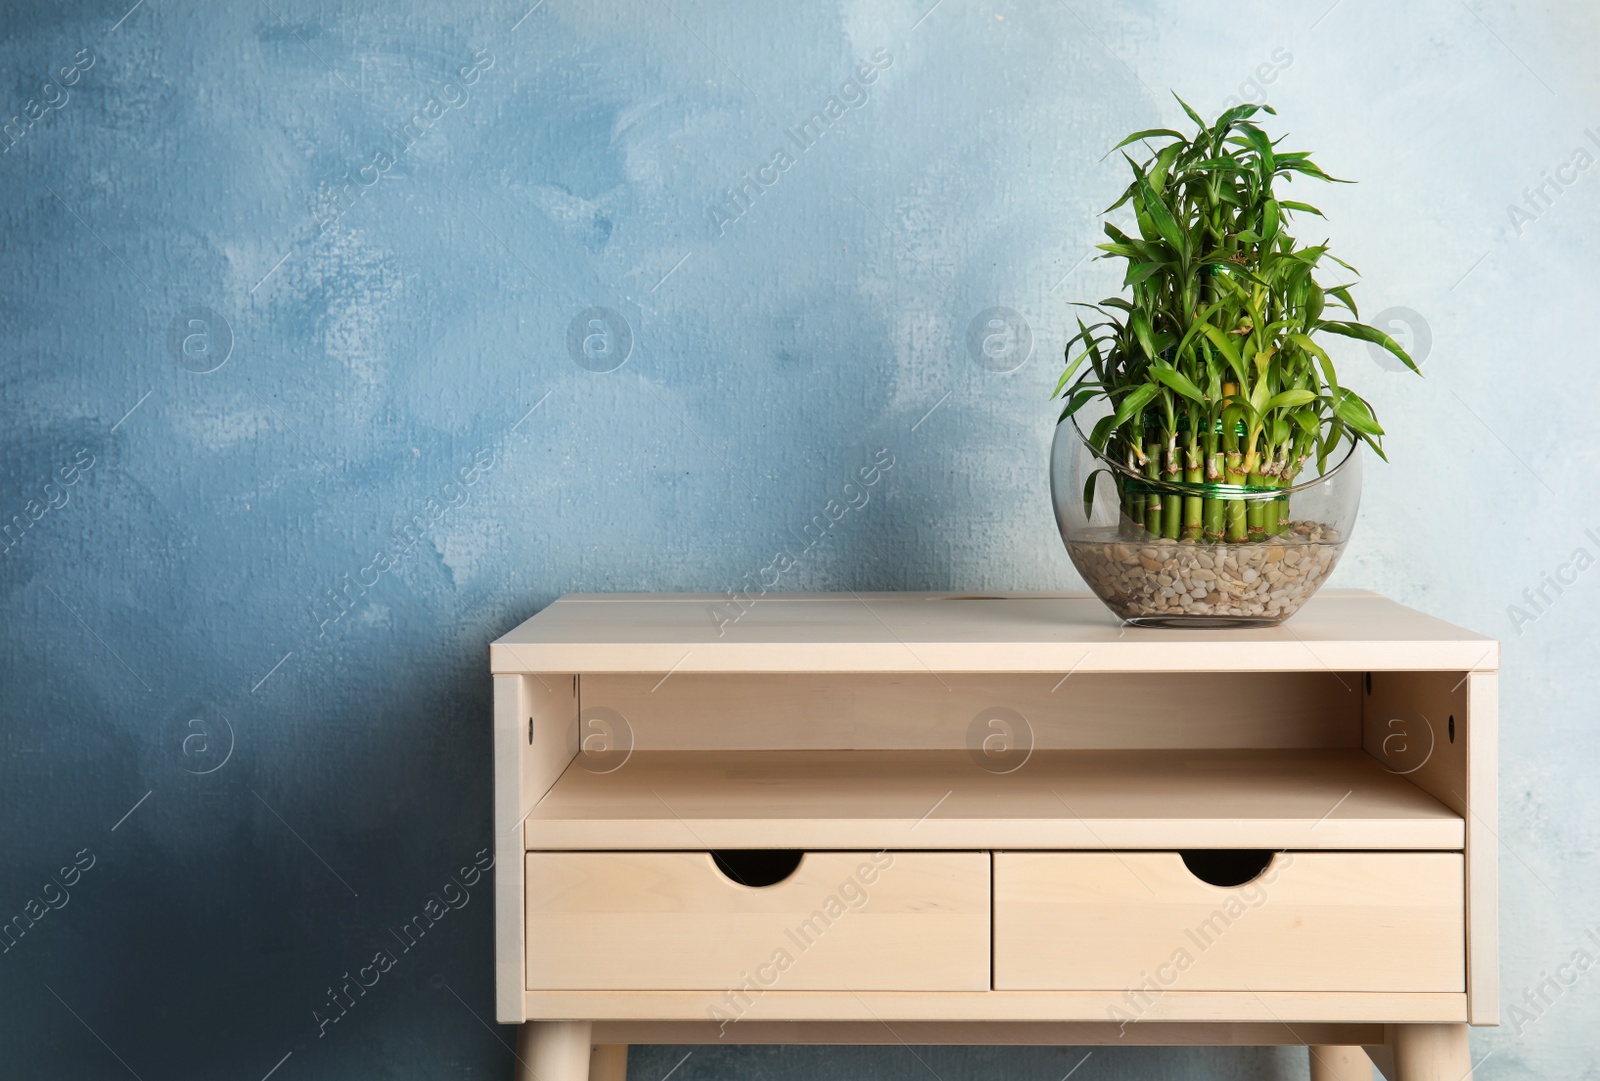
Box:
[2,0,1597,1077]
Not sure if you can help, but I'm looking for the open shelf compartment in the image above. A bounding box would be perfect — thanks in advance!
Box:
[524,747,1463,851]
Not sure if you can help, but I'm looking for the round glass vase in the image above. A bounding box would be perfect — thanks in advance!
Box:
[1050,418,1362,628]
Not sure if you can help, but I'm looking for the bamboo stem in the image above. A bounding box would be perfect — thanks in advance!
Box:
[1182,440,1203,541]
[1263,445,1288,536]
[1162,435,1182,540]
[1203,445,1225,542]
[1200,420,1222,542]
[1279,448,1308,535]
[1220,391,1247,542]
[1243,436,1266,541]
[1124,445,1144,529]
[1246,470,1267,541]
[1223,453,1247,541]
[1221,439,1246,542]
[1143,441,1163,537]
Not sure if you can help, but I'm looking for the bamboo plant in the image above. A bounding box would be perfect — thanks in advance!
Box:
[1055,98,1418,543]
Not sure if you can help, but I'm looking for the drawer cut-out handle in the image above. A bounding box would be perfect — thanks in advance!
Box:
[711,849,804,888]
[1179,849,1276,888]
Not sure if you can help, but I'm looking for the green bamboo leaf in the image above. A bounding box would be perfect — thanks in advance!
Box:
[1133,204,1160,245]
[1130,310,1159,361]
[1327,253,1361,277]
[1173,93,1207,133]
[1265,388,1318,410]
[1173,299,1225,357]
[1134,172,1187,255]
[1108,128,1186,153]
[1279,199,1325,217]
[1317,353,1341,391]
[1199,324,1248,384]
[1318,417,1346,468]
[1188,159,1248,175]
[1124,260,1168,286]
[1089,414,1117,452]
[1261,197,1281,242]
[1331,388,1384,435]
[1109,382,1161,431]
[1326,285,1360,318]
[1219,263,1269,290]
[1058,383,1105,422]
[1083,323,1107,373]
[1278,158,1351,184]
[1103,183,1138,214]
[1053,352,1090,397]
[1057,315,1112,396]
[1287,332,1331,368]
[1303,281,1325,324]
[1150,362,1206,403]
[1082,467,1111,519]
[1210,269,1250,300]
[1211,103,1274,142]
[1236,122,1276,178]
[1249,378,1272,416]
[1319,320,1420,374]
[1150,142,1185,194]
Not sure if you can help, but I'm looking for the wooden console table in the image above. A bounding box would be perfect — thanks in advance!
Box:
[491,591,1497,1080]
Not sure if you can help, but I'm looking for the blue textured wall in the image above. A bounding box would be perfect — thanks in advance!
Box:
[3,0,1597,1077]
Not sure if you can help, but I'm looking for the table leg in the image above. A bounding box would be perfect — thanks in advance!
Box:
[514,1021,592,1081]
[1309,1045,1374,1080]
[1393,1024,1472,1081]
[589,1043,628,1081]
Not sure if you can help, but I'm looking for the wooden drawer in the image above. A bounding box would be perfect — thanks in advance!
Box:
[993,852,1463,992]
[525,851,989,991]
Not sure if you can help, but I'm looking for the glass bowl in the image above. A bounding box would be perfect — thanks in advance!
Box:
[1050,417,1362,627]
